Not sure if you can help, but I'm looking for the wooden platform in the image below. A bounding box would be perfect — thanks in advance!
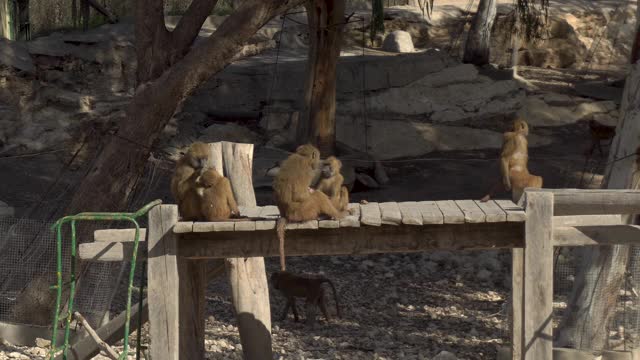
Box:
[173,199,526,233]
[81,200,527,262]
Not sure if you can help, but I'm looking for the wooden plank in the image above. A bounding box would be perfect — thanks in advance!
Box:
[525,188,640,216]
[340,203,361,228]
[79,242,147,262]
[522,192,553,360]
[173,221,193,233]
[360,202,381,226]
[554,225,640,246]
[258,205,280,219]
[179,222,525,259]
[494,200,526,222]
[398,202,423,225]
[435,200,464,224]
[219,142,272,360]
[553,214,621,227]
[55,299,148,360]
[235,221,257,231]
[417,201,444,224]
[474,200,507,222]
[256,205,279,230]
[256,220,276,230]
[295,220,318,229]
[319,219,340,228]
[455,200,486,223]
[379,202,402,225]
[148,205,205,360]
[511,248,523,360]
[239,206,262,218]
[94,228,147,242]
[193,221,235,232]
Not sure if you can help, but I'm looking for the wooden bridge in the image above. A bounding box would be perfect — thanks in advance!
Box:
[70,142,640,360]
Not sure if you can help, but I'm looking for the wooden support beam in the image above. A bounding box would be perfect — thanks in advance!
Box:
[511,248,523,360]
[55,299,148,360]
[553,215,621,227]
[94,228,147,242]
[178,222,525,259]
[525,188,640,216]
[148,205,205,360]
[522,191,553,360]
[554,225,640,246]
[79,241,147,262]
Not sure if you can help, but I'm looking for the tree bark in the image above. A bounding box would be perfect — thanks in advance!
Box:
[554,34,640,350]
[462,0,497,65]
[297,0,346,156]
[67,0,303,214]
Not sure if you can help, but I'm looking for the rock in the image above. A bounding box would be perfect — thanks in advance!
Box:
[356,173,380,188]
[0,40,35,74]
[0,200,15,218]
[272,28,309,49]
[8,352,22,358]
[259,112,292,132]
[35,338,51,348]
[362,120,551,160]
[374,161,390,185]
[518,97,576,126]
[198,123,262,144]
[382,31,415,53]
[433,351,458,360]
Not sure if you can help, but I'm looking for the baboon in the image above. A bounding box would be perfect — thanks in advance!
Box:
[585,119,616,156]
[481,119,543,203]
[270,271,341,325]
[314,156,350,212]
[273,144,346,271]
[196,169,239,221]
[171,142,211,220]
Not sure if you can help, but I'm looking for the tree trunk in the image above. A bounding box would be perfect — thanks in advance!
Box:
[297,0,346,156]
[554,35,640,350]
[462,0,497,65]
[66,0,303,214]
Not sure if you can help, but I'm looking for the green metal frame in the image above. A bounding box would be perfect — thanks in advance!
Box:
[49,199,162,360]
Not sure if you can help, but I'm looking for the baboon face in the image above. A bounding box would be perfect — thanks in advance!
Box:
[185,142,210,170]
[513,119,529,136]
[321,156,341,178]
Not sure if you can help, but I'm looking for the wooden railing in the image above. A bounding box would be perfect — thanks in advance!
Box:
[76,188,640,360]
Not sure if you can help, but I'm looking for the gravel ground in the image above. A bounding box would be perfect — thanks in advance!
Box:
[0,250,511,360]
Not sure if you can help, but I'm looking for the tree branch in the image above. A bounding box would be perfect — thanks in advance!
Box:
[67,0,305,213]
[135,0,171,83]
[170,0,220,63]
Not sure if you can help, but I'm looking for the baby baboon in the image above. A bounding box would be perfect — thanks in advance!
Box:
[171,142,211,220]
[314,156,350,213]
[585,119,616,156]
[273,144,346,270]
[481,119,543,203]
[196,169,239,221]
[270,271,341,325]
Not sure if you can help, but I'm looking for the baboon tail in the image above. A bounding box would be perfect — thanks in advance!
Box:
[322,279,341,318]
[276,217,287,271]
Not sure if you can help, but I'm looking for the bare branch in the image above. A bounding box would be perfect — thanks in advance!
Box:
[170,0,220,62]
[74,312,120,360]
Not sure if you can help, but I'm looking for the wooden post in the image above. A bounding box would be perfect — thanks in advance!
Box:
[211,142,273,359]
[147,205,206,360]
[521,191,554,360]
[511,248,523,360]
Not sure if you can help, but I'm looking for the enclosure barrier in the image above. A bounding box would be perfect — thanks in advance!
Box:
[64,144,640,360]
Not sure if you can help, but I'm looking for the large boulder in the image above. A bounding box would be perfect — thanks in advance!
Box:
[382,30,415,53]
[342,120,551,160]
